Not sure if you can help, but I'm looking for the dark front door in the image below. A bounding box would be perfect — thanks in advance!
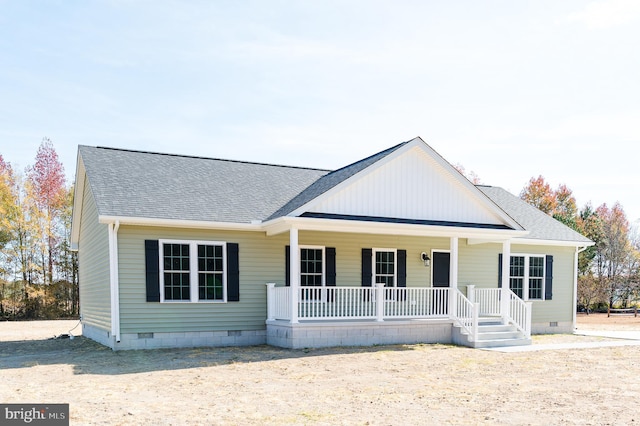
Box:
[432,252,450,315]
[433,252,450,287]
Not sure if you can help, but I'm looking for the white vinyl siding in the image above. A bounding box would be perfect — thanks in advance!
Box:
[309,146,505,225]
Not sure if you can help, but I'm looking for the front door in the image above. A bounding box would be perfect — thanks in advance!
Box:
[432,252,450,314]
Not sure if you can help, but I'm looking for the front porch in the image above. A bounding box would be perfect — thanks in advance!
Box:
[265,284,532,349]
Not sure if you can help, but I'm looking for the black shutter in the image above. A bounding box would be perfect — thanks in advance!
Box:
[397,249,407,288]
[285,246,290,287]
[145,240,160,302]
[361,248,372,287]
[545,255,553,300]
[498,253,503,288]
[326,247,336,286]
[227,243,240,302]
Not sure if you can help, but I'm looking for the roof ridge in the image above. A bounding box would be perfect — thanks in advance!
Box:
[93,145,331,172]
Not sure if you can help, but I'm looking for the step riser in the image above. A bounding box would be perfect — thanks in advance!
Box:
[477,332,522,340]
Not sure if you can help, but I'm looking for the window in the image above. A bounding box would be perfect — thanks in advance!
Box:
[374,249,396,287]
[160,240,227,302]
[300,247,324,287]
[509,255,545,301]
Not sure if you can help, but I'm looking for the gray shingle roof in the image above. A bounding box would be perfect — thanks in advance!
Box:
[78,144,592,246]
[478,185,592,244]
[79,146,328,223]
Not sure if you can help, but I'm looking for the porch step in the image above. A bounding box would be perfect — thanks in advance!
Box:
[453,317,532,349]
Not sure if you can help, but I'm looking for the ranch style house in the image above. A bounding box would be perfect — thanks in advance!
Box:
[70,137,593,350]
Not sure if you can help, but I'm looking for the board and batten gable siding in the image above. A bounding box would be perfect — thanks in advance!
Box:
[117,226,288,334]
[310,146,506,226]
[77,175,111,331]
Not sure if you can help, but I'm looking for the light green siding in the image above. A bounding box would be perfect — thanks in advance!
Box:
[117,227,288,334]
[117,228,577,333]
[77,176,111,331]
[458,241,576,324]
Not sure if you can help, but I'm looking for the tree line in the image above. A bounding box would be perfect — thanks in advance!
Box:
[520,176,639,312]
[0,138,77,319]
[1,144,636,319]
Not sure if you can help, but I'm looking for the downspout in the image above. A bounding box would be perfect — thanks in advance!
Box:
[108,221,121,343]
[573,245,588,331]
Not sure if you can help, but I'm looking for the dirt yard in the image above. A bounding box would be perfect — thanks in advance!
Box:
[1,315,639,425]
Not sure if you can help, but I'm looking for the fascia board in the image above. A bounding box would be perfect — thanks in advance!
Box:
[510,238,595,248]
[98,215,263,232]
[264,216,529,239]
[70,153,86,248]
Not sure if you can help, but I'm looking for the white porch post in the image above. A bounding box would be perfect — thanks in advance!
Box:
[449,237,459,318]
[266,283,276,321]
[501,240,511,323]
[290,227,299,324]
[375,283,385,321]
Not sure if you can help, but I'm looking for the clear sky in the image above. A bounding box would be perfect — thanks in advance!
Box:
[2,1,639,222]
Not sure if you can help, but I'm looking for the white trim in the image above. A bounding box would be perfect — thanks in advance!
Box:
[108,221,120,343]
[511,238,595,248]
[99,215,262,232]
[507,253,547,301]
[158,239,228,303]
[299,245,326,287]
[263,216,529,239]
[372,248,397,287]
[70,154,86,249]
[430,249,451,289]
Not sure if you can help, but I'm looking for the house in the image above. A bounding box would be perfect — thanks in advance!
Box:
[70,137,593,350]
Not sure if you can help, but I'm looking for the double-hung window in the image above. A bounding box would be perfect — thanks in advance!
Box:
[300,247,324,287]
[374,248,396,287]
[160,239,227,303]
[509,254,545,301]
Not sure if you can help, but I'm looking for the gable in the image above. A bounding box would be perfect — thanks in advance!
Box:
[301,144,512,227]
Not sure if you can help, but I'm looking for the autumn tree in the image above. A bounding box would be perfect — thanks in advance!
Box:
[27,138,66,286]
[520,176,556,215]
[453,163,481,184]
[595,203,638,307]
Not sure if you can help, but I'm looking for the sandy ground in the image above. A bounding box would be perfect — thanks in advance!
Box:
[0,315,639,425]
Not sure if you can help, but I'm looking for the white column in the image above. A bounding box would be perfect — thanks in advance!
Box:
[501,240,511,323]
[375,283,385,321]
[265,283,276,321]
[449,237,459,318]
[290,227,299,324]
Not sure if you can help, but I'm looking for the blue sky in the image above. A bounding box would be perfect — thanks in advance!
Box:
[1,0,639,221]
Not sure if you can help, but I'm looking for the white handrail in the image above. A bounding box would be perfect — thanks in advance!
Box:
[267,285,453,321]
[473,288,502,316]
[507,289,532,338]
[453,289,478,342]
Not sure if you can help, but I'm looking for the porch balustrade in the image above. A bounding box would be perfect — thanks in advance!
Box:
[266,283,531,342]
[266,283,449,322]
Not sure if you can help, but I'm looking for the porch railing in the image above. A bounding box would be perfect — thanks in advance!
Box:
[266,284,531,340]
[266,284,449,321]
[453,289,478,342]
[467,285,532,338]
[469,288,501,316]
[507,289,532,338]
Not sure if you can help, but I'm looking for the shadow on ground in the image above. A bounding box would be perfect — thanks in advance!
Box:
[0,336,440,375]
